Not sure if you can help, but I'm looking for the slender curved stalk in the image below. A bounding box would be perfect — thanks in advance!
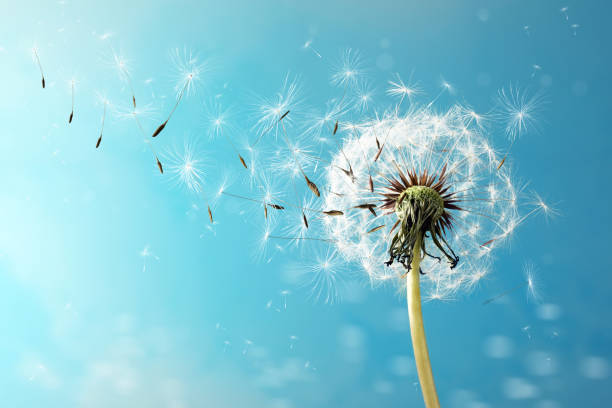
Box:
[408,234,440,408]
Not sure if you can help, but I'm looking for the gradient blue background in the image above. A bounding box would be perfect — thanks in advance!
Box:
[0,1,609,407]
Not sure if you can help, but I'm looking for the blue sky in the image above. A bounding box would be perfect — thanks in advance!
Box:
[0,1,610,407]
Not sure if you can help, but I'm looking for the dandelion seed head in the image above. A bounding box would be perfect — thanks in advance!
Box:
[319,102,531,298]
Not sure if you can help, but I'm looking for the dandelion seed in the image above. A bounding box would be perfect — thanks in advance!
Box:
[303,39,322,58]
[368,225,385,234]
[571,23,580,36]
[68,78,75,124]
[305,175,320,197]
[95,97,108,149]
[162,138,206,192]
[32,47,45,88]
[333,120,339,135]
[252,74,301,145]
[560,7,569,21]
[497,85,544,141]
[203,99,248,169]
[323,210,344,216]
[153,48,208,138]
[387,72,421,108]
[208,205,213,223]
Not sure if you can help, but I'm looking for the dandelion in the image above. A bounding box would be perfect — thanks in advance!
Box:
[314,100,545,406]
[571,23,580,36]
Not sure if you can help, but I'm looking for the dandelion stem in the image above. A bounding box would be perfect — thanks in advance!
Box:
[407,233,440,408]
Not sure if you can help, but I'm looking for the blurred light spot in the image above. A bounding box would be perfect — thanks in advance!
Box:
[536,303,561,320]
[483,335,513,358]
[388,307,409,331]
[338,325,365,363]
[376,53,394,71]
[477,8,489,22]
[389,355,415,376]
[373,379,394,394]
[580,356,609,379]
[572,80,588,96]
[380,38,391,49]
[476,72,491,87]
[535,400,561,408]
[526,351,558,376]
[540,74,553,87]
[502,377,539,399]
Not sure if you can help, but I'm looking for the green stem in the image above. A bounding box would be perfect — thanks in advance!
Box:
[408,234,440,408]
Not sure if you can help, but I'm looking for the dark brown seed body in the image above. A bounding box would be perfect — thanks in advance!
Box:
[279,110,290,121]
[69,111,73,124]
[323,210,344,216]
[369,175,374,192]
[269,204,285,210]
[96,135,102,148]
[374,145,384,162]
[239,155,248,169]
[302,212,309,228]
[42,78,46,89]
[480,238,495,247]
[333,120,339,135]
[152,121,168,138]
[367,225,385,234]
[305,175,320,197]
[497,157,506,170]
[208,206,213,223]
[156,158,163,174]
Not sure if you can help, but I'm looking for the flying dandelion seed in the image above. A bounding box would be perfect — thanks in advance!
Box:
[108,49,137,108]
[387,72,421,109]
[303,39,322,58]
[32,46,46,88]
[292,248,352,304]
[68,78,76,124]
[95,93,109,148]
[162,137,207,193]
[251,73,302,145]
[482,262,545,305]
[115,101,165,174]
[571,24,580,36]
[523,261,541,302]
[560,7,569,21]
[495,85,545,169]
[153,48,208,138]
[202,99,248,169]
